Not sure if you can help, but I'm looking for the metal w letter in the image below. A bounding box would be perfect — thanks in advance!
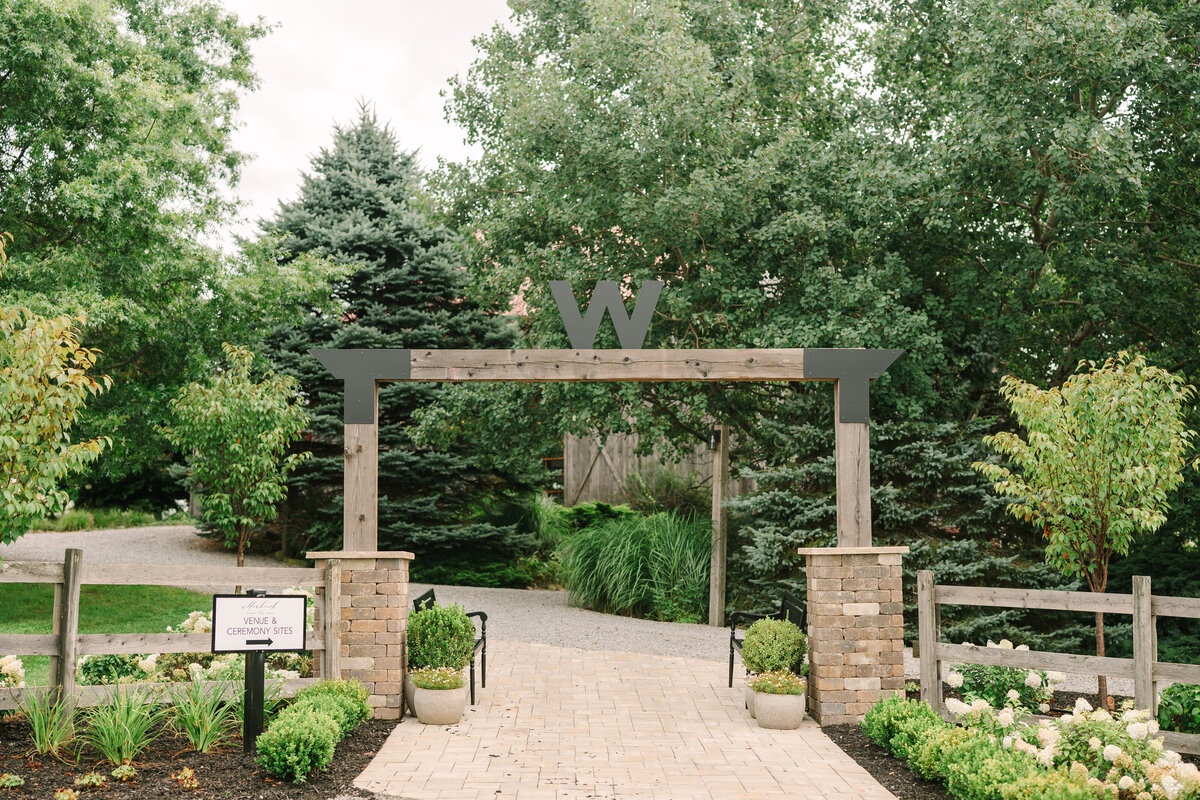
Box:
[549,280,663,349]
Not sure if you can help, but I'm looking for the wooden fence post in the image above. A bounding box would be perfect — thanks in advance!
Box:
[1133,575,1155,713]
[834,380,872,547]
[917,570,943,715]
[48,581,64,690]
[55,548,83,699]
[708,423,729,627]
[323,559,342,680]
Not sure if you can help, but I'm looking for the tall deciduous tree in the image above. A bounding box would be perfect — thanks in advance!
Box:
[161,345,309,567]
[263,109,535,583]
[975,353,1197,702]
[0,0,337,501]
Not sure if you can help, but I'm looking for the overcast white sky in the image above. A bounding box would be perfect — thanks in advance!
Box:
[220,0,512,247]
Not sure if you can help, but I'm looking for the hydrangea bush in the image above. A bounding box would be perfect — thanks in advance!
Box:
[864,693,1200,800]
[944,639,1061,713]
[0,655,26,688]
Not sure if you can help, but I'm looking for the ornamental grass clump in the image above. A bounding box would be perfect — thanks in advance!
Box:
[741,618,806,675]
[750,670,804,695]
[168,676,238,752]
[81,688,167,765]
[18,690,75,759]
[411,667,465,691]
[407,604,475,671]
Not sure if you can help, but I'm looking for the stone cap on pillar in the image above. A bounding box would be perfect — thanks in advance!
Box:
[306,550,415,561]
[796,546,909,556]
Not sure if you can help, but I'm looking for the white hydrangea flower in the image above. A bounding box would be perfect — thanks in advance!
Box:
[1119,776,1135,791]
[1006,689,1021,703]
[1016,644,1030,651]
[1075,698,1094,714]
[1036,746,1056,767]
[998,639,1014,649]
[946,671,964,688]
[1089,737,1104,750]
[986,640,998,648]
[1161,774,1183,800]
[1047,671,1066,684]
[997,708,1015,728]
[1025,671,1043,689]
[1102,744,1123,762]
[971,698,991,712]
[945,698,971,717]
[1002,735,1013,748]
[1039,703,1051,714]
[1092,709,1112,722]
[1127,722,1149,741]
[1036,727,1060,746]
[1061,714,1074,724]
[1149,720,1160,735]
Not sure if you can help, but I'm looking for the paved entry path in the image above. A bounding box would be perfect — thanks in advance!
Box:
[358,640,894,800]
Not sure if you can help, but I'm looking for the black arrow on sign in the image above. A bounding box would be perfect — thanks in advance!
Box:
[247,638,273,646]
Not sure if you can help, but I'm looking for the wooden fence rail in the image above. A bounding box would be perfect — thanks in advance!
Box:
[917,571,1200,755]
[0,549,341,711]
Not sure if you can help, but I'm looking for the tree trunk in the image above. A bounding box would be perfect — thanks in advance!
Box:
[1096,610,1108,707]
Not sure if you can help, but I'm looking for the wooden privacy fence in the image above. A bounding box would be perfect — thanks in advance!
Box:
[0,549,342,711]
[917,570,1200,755]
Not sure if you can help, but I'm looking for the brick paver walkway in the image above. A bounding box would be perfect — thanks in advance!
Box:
[357,640,895,800]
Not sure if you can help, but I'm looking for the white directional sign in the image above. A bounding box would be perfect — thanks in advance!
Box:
[211,595,308,653]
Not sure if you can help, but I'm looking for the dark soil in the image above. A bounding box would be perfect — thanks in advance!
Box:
[825,724,953,800]
[0,716,393,799]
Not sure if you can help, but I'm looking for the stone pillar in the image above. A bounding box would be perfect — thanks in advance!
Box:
[307,550,413,720]
[796,546,909,726]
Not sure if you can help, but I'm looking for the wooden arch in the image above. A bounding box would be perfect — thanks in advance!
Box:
[312,347,903,624]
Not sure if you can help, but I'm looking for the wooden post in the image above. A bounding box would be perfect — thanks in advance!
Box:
[343,383,379,551]
[48,581,63,689]
[55,548,83,699]
[1133,575,1155,713]
[322,559,342,680]
[708,424,730,627]
[834,379,872,547]
[917,570,943,716]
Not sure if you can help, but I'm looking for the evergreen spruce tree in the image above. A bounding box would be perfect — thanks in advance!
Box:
[263,108,534,585]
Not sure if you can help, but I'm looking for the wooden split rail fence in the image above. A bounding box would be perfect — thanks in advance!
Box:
[0,549,342,710]
[917,570,1200,754]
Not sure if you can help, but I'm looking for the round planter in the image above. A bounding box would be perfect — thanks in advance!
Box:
[404,673,417,717]
[744,684,756,718]
[414,685,468,725]
[754,691,807,730]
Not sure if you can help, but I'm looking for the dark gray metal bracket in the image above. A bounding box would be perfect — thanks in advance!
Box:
[310,349,410,425]
[804,349,904,423]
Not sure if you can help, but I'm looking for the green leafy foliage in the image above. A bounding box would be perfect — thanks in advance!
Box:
[1157,684,1200,735]
[292,680,371,729]
[0,774,24,788]
[948,658,1052,714]
[81,689,167,765]
[407,605,476,671]
[73,772,105,789]
[861,695,944,761]
[254,707,338,783]
[557,513,709,622]
[109,765,135,782]
[741,619,807,675]
[0,307,111,544]
[77,654,146,686]
[161,344,309,566]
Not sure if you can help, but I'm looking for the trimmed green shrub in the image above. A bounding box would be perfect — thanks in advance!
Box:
[254,707,339,783]
[861,694,945,761]
[741,618,806,674]
[407,605,476,671]
[998,770,1096,800]
[288,694,360,738]
[911,725,975,780]
[293,679,371,729]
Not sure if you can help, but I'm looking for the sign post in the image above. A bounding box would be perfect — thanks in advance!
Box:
[211,590,308,754]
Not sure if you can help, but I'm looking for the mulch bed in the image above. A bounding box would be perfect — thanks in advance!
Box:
[0,716,393,799]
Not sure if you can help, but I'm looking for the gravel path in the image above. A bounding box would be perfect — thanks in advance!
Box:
[0,525,280,568]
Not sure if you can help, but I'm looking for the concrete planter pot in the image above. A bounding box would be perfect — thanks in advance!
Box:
[414,685,468,725]
[404,673,417,717]
[744,684,756,718]
[754,691,807,730]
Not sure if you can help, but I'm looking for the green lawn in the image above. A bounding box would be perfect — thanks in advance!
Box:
[0,584,210,686]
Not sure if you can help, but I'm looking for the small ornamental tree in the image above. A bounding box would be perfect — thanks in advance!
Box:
[162,345,309,566]
[0,242,112,543]
[975,352,1197,702]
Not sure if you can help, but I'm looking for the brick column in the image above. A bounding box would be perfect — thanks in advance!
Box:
[796,546,908,726]
[307,550,412,720]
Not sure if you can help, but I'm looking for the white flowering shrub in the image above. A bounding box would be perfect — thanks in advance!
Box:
[0,655,26,688]
[946,639,1059,712]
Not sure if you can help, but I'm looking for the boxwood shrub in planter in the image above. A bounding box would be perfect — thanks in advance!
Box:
[406,604,475,715]
[411,666,468,726]
[742,618,807,717]
[750,670,807,730]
